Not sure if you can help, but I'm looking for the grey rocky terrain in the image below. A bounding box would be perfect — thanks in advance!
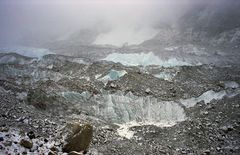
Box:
[0,52,240,154]
[0,0,240,155]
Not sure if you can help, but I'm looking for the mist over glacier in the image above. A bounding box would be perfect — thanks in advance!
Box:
[0,0,194,46]
[1,1,240,154]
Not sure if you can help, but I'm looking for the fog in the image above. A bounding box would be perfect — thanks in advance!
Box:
[0,0,229,46]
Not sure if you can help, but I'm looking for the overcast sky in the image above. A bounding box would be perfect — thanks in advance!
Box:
[0,0,219,46]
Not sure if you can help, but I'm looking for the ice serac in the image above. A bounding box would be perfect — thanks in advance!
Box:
[97,93,186,124]
[61,91,186,125]
[223,81,239,89]
[61,87,240,125]
[98,69,127,84]
[154,72,176,81]
[180,87,240,108]
[102,52,191,67]
[60,86,240,139]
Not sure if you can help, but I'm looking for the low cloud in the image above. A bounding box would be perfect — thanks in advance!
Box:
[0,0,225,46]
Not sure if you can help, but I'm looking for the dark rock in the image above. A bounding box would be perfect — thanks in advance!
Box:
[27,131,35,139]
[48,150,57,155]
[204,150,210,155]
[50,146,59,152]
[20,139,33,149]
[27,88,56,110]
[63,123,93,153]
[145,88,151,94]
[221,125,234,133]
[0,137,3,141]
[68,151,84,155]
[3,141,12,147]
[181,149,187,154]
[0,127,9,132]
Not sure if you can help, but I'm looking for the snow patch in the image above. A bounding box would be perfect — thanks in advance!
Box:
[116,123,136,139]
[102,52,191,67]
[0,128,63,155]
[116,120,176,139]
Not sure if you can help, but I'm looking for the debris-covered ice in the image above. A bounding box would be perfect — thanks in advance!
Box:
[62,91,186,125]
[180,88,240,108]
[102,52,191,67]
[223,81,239,89]
[154,72,176,81]
[98,69,127,84]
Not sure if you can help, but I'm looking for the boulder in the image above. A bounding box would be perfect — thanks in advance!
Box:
[27,131,35,139]
[20,139,33,149]
[63,123,93,153]
[145,88,151,94]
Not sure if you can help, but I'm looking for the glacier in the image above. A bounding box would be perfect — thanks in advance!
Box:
[0,46,53,58]
[60,86,240,139]
[98,69,127,84]
[153,72,176,81]
[180,87,240,108]
[180,90,227,108]
[61,91,186,125]
[102,52,191,67]
[223,81,239,89]
[61,88,240,125]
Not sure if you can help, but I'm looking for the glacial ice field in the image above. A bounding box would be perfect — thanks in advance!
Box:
[102,52,192,67]
[97,69,127,85]
[60,83,240,139]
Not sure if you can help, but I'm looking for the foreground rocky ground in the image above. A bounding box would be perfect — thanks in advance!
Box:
[0,53,240,155]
